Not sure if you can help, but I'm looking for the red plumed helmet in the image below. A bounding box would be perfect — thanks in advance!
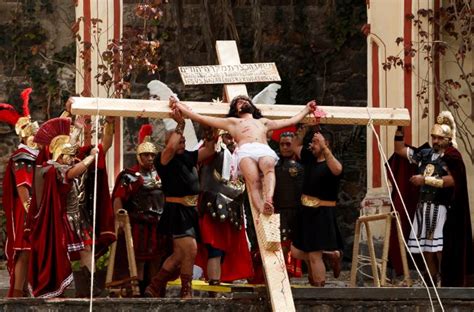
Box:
[0,103,21,126]
[21,87,33,117]
[0,87,37,138]
[34,117,72,145]
[136,124,156,155]
[138,124,153,144]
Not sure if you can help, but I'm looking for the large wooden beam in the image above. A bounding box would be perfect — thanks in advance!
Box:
[71,97,410,126]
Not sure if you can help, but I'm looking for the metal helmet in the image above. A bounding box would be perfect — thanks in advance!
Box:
[50,135,77,162]
[430,111,457,148]
[15,116,39,139]
[0,88,39,147]
[136,124,157,165]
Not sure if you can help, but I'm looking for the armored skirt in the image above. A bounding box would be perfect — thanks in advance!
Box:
[407,202,447,253]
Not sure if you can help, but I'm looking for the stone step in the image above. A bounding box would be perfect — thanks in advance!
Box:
[1,288,473,312]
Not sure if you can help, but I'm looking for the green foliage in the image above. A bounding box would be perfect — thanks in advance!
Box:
[0,3,76,117]
[0,20,48,72]
[70,249,110,272]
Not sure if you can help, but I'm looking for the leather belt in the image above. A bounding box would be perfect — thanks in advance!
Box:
[165,195,198,207]
[301,194,336,208]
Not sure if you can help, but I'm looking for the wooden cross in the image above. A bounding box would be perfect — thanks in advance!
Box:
[72,41,410,311]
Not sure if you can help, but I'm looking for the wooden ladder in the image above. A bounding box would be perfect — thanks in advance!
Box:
[105,209,140,297]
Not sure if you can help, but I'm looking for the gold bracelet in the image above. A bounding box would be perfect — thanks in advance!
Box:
[104,122,115,136]
[424,176,444,188]
[175,121,185,135]
[82,155,95,167]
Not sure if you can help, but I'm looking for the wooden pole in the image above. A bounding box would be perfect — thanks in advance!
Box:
[364,221,381,287]
[380,214,392,286]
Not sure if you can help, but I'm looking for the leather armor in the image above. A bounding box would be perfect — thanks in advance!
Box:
[123,170,164,223]
[414,149,450,205]
[199,151,245,230]
[274,157,304,240]
[274,158,304,209]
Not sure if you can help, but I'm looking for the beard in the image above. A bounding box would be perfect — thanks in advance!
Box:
[433,138,450,152]
[238,103,255,115]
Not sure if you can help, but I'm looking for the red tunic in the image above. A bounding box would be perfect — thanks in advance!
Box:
[3,145,38,296]
[198,214,254,282]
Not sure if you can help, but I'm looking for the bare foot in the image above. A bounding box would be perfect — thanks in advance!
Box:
[263,200,274,215]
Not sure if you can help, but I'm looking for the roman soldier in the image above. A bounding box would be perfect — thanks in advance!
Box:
[394,111,473,286]
[197,129,253,295]
[1,88,39,297]
[64,115,116,297]
[112,124,167,295]
[27,117,98,297]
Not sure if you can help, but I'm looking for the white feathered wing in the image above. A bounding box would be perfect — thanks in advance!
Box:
[252,83,281,104]
[147,80,198,150]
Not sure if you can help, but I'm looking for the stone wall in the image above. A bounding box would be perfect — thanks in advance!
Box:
[0,1,367,259]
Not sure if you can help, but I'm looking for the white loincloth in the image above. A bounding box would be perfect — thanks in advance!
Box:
[236,142,279,165]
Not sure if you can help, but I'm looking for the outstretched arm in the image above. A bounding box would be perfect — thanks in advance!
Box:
[171,97,235,132]
[66,148,98,179]
[264,100,316,131]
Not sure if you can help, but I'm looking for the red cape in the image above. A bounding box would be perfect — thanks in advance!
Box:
[386,145,424,275]
[28,165,73,298]
[74,145,116,258]
[197,211,253,282]
[440,146,473,286]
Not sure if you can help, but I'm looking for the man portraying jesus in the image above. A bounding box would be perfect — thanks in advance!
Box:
[170,95,316,215]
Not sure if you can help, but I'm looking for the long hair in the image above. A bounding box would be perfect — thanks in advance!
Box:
[227,95,262,119]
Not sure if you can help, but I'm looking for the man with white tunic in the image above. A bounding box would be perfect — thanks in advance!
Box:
[394,111,471,286]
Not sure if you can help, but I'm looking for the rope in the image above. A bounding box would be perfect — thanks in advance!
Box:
[365,107,444,312]
[89,98,100,312]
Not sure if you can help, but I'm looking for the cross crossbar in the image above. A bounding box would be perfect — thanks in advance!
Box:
[71,97,410,126]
